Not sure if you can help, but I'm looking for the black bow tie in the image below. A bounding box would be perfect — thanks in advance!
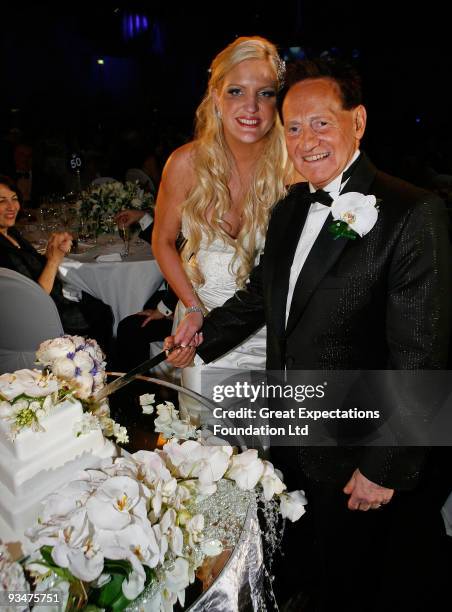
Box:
[305,189,333,207]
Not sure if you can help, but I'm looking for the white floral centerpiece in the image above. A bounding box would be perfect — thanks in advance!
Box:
[0,335,127,445]
[78,181,154,234]
[20,397,307,611]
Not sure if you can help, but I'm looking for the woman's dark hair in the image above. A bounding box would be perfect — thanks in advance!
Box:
[0,175,22,205]
[278,57,363,116]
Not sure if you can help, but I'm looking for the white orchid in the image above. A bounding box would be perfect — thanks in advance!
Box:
[140,393,155,406]
[163,557,191,607]
[330,191,378,237]
[22,410,308,612]
[36,336,76,364]
[226,449,265,490]
[279,490,308,522]
[86,476,147,531]
[260,460,286,501]
[0,369,58,401]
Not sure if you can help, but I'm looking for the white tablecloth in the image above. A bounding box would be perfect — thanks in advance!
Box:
[59,237,163,334]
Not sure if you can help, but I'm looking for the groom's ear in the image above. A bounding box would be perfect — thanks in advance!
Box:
[353,105,367,141]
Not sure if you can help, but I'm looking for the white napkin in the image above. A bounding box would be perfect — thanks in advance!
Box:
[96,253,122,262]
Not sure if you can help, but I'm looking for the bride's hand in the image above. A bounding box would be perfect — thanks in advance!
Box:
[174,311,204,348]
[163,333,203,367]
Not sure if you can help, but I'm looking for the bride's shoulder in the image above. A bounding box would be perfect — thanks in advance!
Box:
[162,142,196,185]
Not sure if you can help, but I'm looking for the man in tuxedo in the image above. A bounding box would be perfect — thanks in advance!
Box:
[166,59,451,610]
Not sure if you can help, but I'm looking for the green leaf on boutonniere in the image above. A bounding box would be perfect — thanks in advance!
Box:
[328,220,358,240]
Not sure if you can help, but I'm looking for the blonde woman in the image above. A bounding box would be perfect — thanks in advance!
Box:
[152,36,288,415]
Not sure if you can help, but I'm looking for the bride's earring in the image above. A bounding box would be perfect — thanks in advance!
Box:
[215,107,222,120]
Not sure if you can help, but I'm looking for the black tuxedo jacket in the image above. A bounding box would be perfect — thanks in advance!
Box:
[198,154,451,489]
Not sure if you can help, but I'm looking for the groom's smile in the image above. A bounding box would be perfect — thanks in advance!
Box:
[282,78,366,189]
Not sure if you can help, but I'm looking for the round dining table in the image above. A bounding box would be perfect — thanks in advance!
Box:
[58,236,164,335]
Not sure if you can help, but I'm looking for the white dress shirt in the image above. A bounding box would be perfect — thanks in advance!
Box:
[285,151,360,325]
[138,212,153,231]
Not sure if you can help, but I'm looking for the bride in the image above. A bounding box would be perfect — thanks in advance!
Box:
[152,36,289,420]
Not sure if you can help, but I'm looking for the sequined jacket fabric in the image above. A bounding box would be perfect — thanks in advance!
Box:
[198,153,451,489]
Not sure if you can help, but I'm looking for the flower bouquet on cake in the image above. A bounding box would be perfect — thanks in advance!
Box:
[0,335,127,445]
[78,181,154,235]
[3,396,307,611]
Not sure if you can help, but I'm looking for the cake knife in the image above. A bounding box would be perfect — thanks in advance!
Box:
[94,345,182,402]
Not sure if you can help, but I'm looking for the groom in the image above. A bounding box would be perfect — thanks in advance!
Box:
[166,59,451,610]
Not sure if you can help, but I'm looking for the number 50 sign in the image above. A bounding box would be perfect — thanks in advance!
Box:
[68,152,83,173]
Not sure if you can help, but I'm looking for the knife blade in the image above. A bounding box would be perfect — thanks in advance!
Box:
[94,345,181,402]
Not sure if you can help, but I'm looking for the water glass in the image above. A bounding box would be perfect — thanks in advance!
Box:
[118,222,130,258]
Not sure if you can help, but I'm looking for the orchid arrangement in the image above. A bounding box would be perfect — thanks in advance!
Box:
[0,335,128,445]
[78,181,154,234]
[21,397,306,612]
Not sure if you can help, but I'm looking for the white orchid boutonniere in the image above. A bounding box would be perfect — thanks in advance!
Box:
[329,192,379,240]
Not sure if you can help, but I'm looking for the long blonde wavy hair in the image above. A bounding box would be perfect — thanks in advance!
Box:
[182,36,289,289]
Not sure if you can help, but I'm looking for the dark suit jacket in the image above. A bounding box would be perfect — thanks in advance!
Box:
[198,154,451,489]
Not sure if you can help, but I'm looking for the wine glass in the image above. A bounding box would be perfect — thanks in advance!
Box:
[104,215,116,244]
[118,222,130,258]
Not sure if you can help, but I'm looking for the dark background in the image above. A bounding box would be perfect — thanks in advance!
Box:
[1,0,451,192]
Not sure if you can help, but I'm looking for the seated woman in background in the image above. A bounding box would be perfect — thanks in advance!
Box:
[0,175,113,352]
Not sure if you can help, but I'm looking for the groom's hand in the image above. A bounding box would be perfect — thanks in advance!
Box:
[163,334,203,368]
[343,468,394,511]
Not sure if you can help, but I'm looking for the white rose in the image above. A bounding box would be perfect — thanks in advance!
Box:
[279,490,307,522]
[142,404,154,415]
[226,449,264,490]
[73,351,94,373]
[52,358,77,380]
[36,337,76,364]
[75,372,94,399]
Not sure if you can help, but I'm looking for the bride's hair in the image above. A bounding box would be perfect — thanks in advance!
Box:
[182,36,289,289]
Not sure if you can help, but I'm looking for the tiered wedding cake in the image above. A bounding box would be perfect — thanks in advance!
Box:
[0,336,126,547]
[0,396,115,545]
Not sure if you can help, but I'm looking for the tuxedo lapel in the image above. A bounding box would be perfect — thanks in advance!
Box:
[269,183,311,339]
[285,214,349,336]
[285,153,378,337]
[339,152,377,197]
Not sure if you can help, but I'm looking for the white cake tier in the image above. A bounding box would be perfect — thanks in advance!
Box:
[0,398,87,461]
[0,399,116,546]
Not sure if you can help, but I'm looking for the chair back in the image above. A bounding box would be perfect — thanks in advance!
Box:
[0,267,64,373]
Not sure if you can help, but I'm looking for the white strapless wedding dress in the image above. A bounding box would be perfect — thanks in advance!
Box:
[176,228,266,423]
